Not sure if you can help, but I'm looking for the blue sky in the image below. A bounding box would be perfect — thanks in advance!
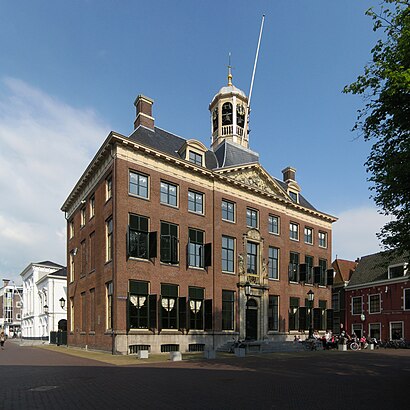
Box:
[0,0,391,283]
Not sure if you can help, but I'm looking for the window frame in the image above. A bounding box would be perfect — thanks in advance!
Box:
[222,290,235,331]
[188,286,205,330]
[129,280,149,330]
[289,222,299,241]
[80,207,86,228]
[89,195,95,219]
[106,175,112,202]
[106,217,113,262]
[390,321,404,340]
[222,235,235,273]
[188,190,204,215]
[222,199,235,223]
[160,283,179,330]
[304,227,313,245]
[246,208,258,229]
[289,252,299,282]
[268,246,279,280]
[404,288,410,311]
[160,221,179,264]
[69,220,74,239]
[188,150,203,167]
[318,231,328,248]
[368,293,381,314]
[388,263,407,279]
[106,281,113,330]
[268,215,279,235]
[268,295,279,331]
[160,181,178,208]
[246,241,259,275]
[129,170,149,199]
[128,214,150,260]
[188,228,205,268]
[351,296,363,315]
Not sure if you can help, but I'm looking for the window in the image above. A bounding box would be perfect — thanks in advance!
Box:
[332,292,340,311]
[222,290,234,330]
[188,228,204,268]
[268,215,279,235]
[188,190,204,214]
[369,323,381,340]
[352,323,363,338]
[69,220,74,239]
[129,280,149,329]
[106,175,112,201]
[160,181,178,207]
[268,295,279,331]
[89,232,95,272]
[222,236,235,273]
[247,241,258,274]
[81,292,86,332]
[129,171,148,198]
[318,259,327,286]
[305,255,314,284]
[246,208,258,228]
[222,200,235,222]
[268,247,279,279]
[369,294,381,314]
[289,297,299,331]
[90,288,95,332]
[106,282,113,329]
[69,251,75,282]
[222,102,233,125]
[290,222,299,241]
[106,218,113,262]
[80,208,86,227]
[160,221,178,264]
[237,104,245,127]
[89,195,95,219]
[189,287,204,330]
[352,296,362,315]
[405,289,410,310]
[212,108,219,132]
[304,227,313,244]
[188,151,203,166]
[289,191,298,203]
[317,300,327,330]
[289,252,299,282]
[388,263,407,279]
[161,284,178,329]
[80,240,86,277]
[318,231,327,248]
[390,322,403,339]
[128,214,149,260]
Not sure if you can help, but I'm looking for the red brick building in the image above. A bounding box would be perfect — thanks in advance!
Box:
[343,251,410,341]
[61,75,337,354]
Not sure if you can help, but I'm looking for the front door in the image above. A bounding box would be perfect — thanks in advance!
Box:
[246,299,258,340]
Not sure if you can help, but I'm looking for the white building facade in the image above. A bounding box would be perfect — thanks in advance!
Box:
[20,261,67,340]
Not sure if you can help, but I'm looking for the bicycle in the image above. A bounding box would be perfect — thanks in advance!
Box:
[302,338,319,351]
[228,338,246,353]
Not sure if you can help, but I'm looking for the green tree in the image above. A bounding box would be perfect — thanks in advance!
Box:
[344,0,410,255]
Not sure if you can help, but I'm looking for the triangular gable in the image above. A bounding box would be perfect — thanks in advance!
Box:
[214,163,288,199]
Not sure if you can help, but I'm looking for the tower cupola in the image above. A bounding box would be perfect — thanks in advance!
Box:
[209,68,249,151]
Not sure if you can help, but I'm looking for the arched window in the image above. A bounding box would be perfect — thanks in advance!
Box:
[212,108,219,132]
[222,102,233,126]
[237,104,245,127]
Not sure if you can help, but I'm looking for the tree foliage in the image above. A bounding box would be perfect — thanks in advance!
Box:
[344,0,410,255]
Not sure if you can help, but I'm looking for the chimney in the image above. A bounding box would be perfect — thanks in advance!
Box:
[134,95,155,130]
[282,166,296,183]
[3,279,10,288]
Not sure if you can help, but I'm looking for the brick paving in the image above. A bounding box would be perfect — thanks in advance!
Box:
[1,340,409,409]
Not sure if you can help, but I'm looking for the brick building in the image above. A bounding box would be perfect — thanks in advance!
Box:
[61,74,337,354]
[344,251,410,341]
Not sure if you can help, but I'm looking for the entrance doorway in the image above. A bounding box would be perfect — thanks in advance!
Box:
[246,299,258,340]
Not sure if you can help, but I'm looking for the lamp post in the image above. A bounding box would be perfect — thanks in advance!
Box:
[244,281,251,299]
[307,290,314,339]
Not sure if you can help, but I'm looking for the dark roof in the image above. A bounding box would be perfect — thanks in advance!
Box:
[128,126,218,169]
[51,267,67,277]
[348,251,409,286]
[332,259,357,284]
[274,179,317,211]
[214,140,259,168]
[36,261,64,268]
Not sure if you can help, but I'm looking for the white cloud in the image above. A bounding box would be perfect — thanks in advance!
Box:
[0,78,109,284]
[332,207,391,261]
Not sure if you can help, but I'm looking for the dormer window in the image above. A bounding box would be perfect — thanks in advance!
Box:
[388,263,408,279]
[222,102,233,125]
[237,104,245,127]
[189,151,203,166]
[289,190,298,203]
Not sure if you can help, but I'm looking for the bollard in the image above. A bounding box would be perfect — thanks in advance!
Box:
[138,350,149,359]
[170,351,182,361]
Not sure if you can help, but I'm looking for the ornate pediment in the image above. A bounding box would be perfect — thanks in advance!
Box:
[217,165,286,198]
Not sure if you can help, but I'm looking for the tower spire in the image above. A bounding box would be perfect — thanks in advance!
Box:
[227,52,233,86]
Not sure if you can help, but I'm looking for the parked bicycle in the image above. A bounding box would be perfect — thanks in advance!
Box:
[302,338,320,351]
[228,338,246,353]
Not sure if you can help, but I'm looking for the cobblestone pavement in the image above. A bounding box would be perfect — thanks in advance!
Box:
[1,340,409,410]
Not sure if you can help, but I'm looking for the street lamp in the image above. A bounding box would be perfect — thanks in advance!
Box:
[307,290,314,339]
[244,281,251,299]
[43,304,49,314]
[59,297,66,309]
